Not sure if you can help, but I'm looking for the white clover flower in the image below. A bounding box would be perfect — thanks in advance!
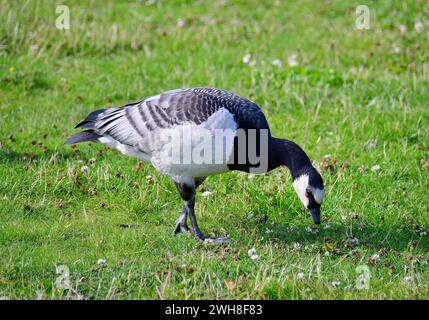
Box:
[349,237,359,246]
[392,47,401,54]
[323,224,331,230]
[81,165,89,175]
[271,59,282,67]
[415,21,423,33]
[331,281,340,287]
[248,247,257,257]
[177,18,185,28]
[242,53,252,64]
[97,259,106,265]
[201,191,213,197]
[305,225,318,234]
[371,164,380,172]
[287,54,298,67]
[404,276,412,282]
[297,272,305,279]
[371,253,380,261]
[324,251,330,256]
[248,247,259,260]
[293,242,302,250]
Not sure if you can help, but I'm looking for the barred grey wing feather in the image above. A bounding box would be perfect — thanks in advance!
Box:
[70,88,269,153]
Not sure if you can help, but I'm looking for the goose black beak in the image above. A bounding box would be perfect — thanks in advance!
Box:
[309,207,321,225]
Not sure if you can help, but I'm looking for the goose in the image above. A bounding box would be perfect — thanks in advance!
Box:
[65,88,324,244]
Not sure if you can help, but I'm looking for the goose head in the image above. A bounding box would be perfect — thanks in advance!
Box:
[292,166,324,224]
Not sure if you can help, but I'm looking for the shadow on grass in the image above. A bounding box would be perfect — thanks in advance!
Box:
[257,222,429,253]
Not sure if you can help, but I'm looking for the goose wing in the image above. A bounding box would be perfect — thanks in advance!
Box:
[68,88,269,153]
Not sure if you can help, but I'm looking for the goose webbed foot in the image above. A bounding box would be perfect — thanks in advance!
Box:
[202,236,229,244]
[192,230,229,244]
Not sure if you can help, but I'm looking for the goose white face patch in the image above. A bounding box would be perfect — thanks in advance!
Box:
[292,174,309,207]
[292,174,324,207]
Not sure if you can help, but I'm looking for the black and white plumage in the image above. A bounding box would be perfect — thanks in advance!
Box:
[66,88,324,243]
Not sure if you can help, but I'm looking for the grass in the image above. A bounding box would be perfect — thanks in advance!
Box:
[0,0,428,299]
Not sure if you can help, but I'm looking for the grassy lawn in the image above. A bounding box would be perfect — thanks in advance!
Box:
[1,0,428,299]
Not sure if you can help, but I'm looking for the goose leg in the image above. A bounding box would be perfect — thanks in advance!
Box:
[172,178,205,236]
[172,206,190,236]
[175,180,228,244]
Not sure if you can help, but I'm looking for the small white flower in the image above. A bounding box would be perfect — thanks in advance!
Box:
[201,191,213,197]
[297,272,305,279]
[404,276,412,282]
[287,54,298,67]
[242,53,252,64]
[371,253,380,261]
[349,237,359,246]
[392,46,401,54]
[177,18,185,28]
[81,165,89,175]
[323,154,331,160]
[399,24,407,35]
[271,59,282,67]
[97,259,106,265]
[305,225,318,234]
[324,251,330,256]
[415,21,423,33]
[250,254,259,260]
[293,242,301,250]
[371,164,380,172]
[247,212,254,220]
[29,45,39,55]
[323,224,331,230]
[146,175,153,183]
[248,247,257,257]
[331,281,340,287]
[77,160,84,164]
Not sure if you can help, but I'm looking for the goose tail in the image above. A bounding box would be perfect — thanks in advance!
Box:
[65,109,106,144]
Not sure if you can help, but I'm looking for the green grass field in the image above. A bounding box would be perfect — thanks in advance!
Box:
[1,0,428,299]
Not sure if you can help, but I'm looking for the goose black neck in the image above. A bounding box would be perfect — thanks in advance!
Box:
[269,137,312,179]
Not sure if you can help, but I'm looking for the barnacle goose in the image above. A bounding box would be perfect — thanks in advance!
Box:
[66,88,324,244]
